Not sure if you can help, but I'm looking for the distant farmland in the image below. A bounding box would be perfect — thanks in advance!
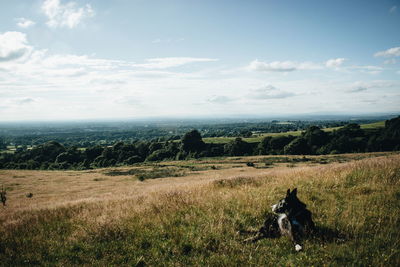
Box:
[203,121,385,144]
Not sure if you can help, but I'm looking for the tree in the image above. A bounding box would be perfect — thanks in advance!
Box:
[326,124,367,153]
[269,135,296,154]
[224,138,252,156]
[257,136,272,155]
[85,145,104,162]
[335,123,363,138]
[284,137,310,155]
[29,141,66,164]
[146,149,173,161]
[0,137,6,150]
[181,130,205,152]
[302,126,329,154]
[124,155,142,165]
[240,130,253,138]
[372,116,400,151]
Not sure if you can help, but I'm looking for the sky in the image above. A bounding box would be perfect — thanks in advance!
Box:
[0,0,399,121]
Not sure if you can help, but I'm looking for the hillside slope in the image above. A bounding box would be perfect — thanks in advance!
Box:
[1,152,399,265]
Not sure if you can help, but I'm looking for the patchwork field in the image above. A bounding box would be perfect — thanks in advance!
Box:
[203,120,385,144]
[1,152,399,266]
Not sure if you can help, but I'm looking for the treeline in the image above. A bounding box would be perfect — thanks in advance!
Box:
[0,119,376,148]
[1,117,399,170]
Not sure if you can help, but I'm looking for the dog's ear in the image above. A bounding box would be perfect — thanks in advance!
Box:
[286,189,291,197]
[291,188,298,197]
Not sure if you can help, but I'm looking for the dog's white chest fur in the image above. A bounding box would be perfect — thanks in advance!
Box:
[277,214,290,233]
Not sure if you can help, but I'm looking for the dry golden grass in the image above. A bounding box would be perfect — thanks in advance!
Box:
[0,152,396,224]
[0,152,399,265]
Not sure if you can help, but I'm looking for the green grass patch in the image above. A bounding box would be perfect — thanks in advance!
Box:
[213,176,261,188]
[104,167,187,181]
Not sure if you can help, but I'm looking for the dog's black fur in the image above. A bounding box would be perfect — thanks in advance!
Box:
[245,188,315,251]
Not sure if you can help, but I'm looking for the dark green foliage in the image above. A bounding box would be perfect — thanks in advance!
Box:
[257,136,272,155]
[135,168,185,180]
[85,145,103,161]
[302,126,329,154]
[1,117,400,170]
[55,147,82,164]
[257,135,295,155]
[181,130,205,152]
[224,138,253,156]
[240,130,253,138]
[374,117,400,151]
[146,149,174,161]
[336,123,364,138]
[124,156,142,165]
[284,138,310,155]
[321,124,367,154]
[0,137,6,149]
[31,141,66,162]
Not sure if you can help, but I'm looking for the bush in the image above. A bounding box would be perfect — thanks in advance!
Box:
[124,156,142,165]
[224,138,252,156]
[284,137,311,155]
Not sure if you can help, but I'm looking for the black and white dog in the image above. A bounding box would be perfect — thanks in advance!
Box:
[246,188,315,251]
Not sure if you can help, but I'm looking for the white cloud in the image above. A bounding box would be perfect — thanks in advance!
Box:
[348,87,368,93]
[135,57,218,69]
[41,0,94,29]
[326,58,346,68]
[114,96,141,106]
[389,6,397,13]
[248,59,321,72]
[384,58,397,64]
[151,38,185,44]
[206,95,234,104]
[247,85,295,99]
[0,97,36,107]
[0,39,217,80]
[351,80,395,90]
[16,18,36,28]
[0,31,33,62]
[374,47,400,57]
[16,97,36,104]
[350,65,383,75]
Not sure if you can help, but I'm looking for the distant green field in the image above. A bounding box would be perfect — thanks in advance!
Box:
[360,120,385,129]
[203,131,302,144]
[203,121,386,144]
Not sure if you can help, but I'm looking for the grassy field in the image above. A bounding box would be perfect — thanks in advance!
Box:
[1,152,399,266]
[359,120,385,129]
[203,120,386,144]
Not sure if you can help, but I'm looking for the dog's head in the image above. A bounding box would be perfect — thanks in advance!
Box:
[271,188,306,215]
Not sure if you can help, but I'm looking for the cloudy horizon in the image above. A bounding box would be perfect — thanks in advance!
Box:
[0,0,399,121]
